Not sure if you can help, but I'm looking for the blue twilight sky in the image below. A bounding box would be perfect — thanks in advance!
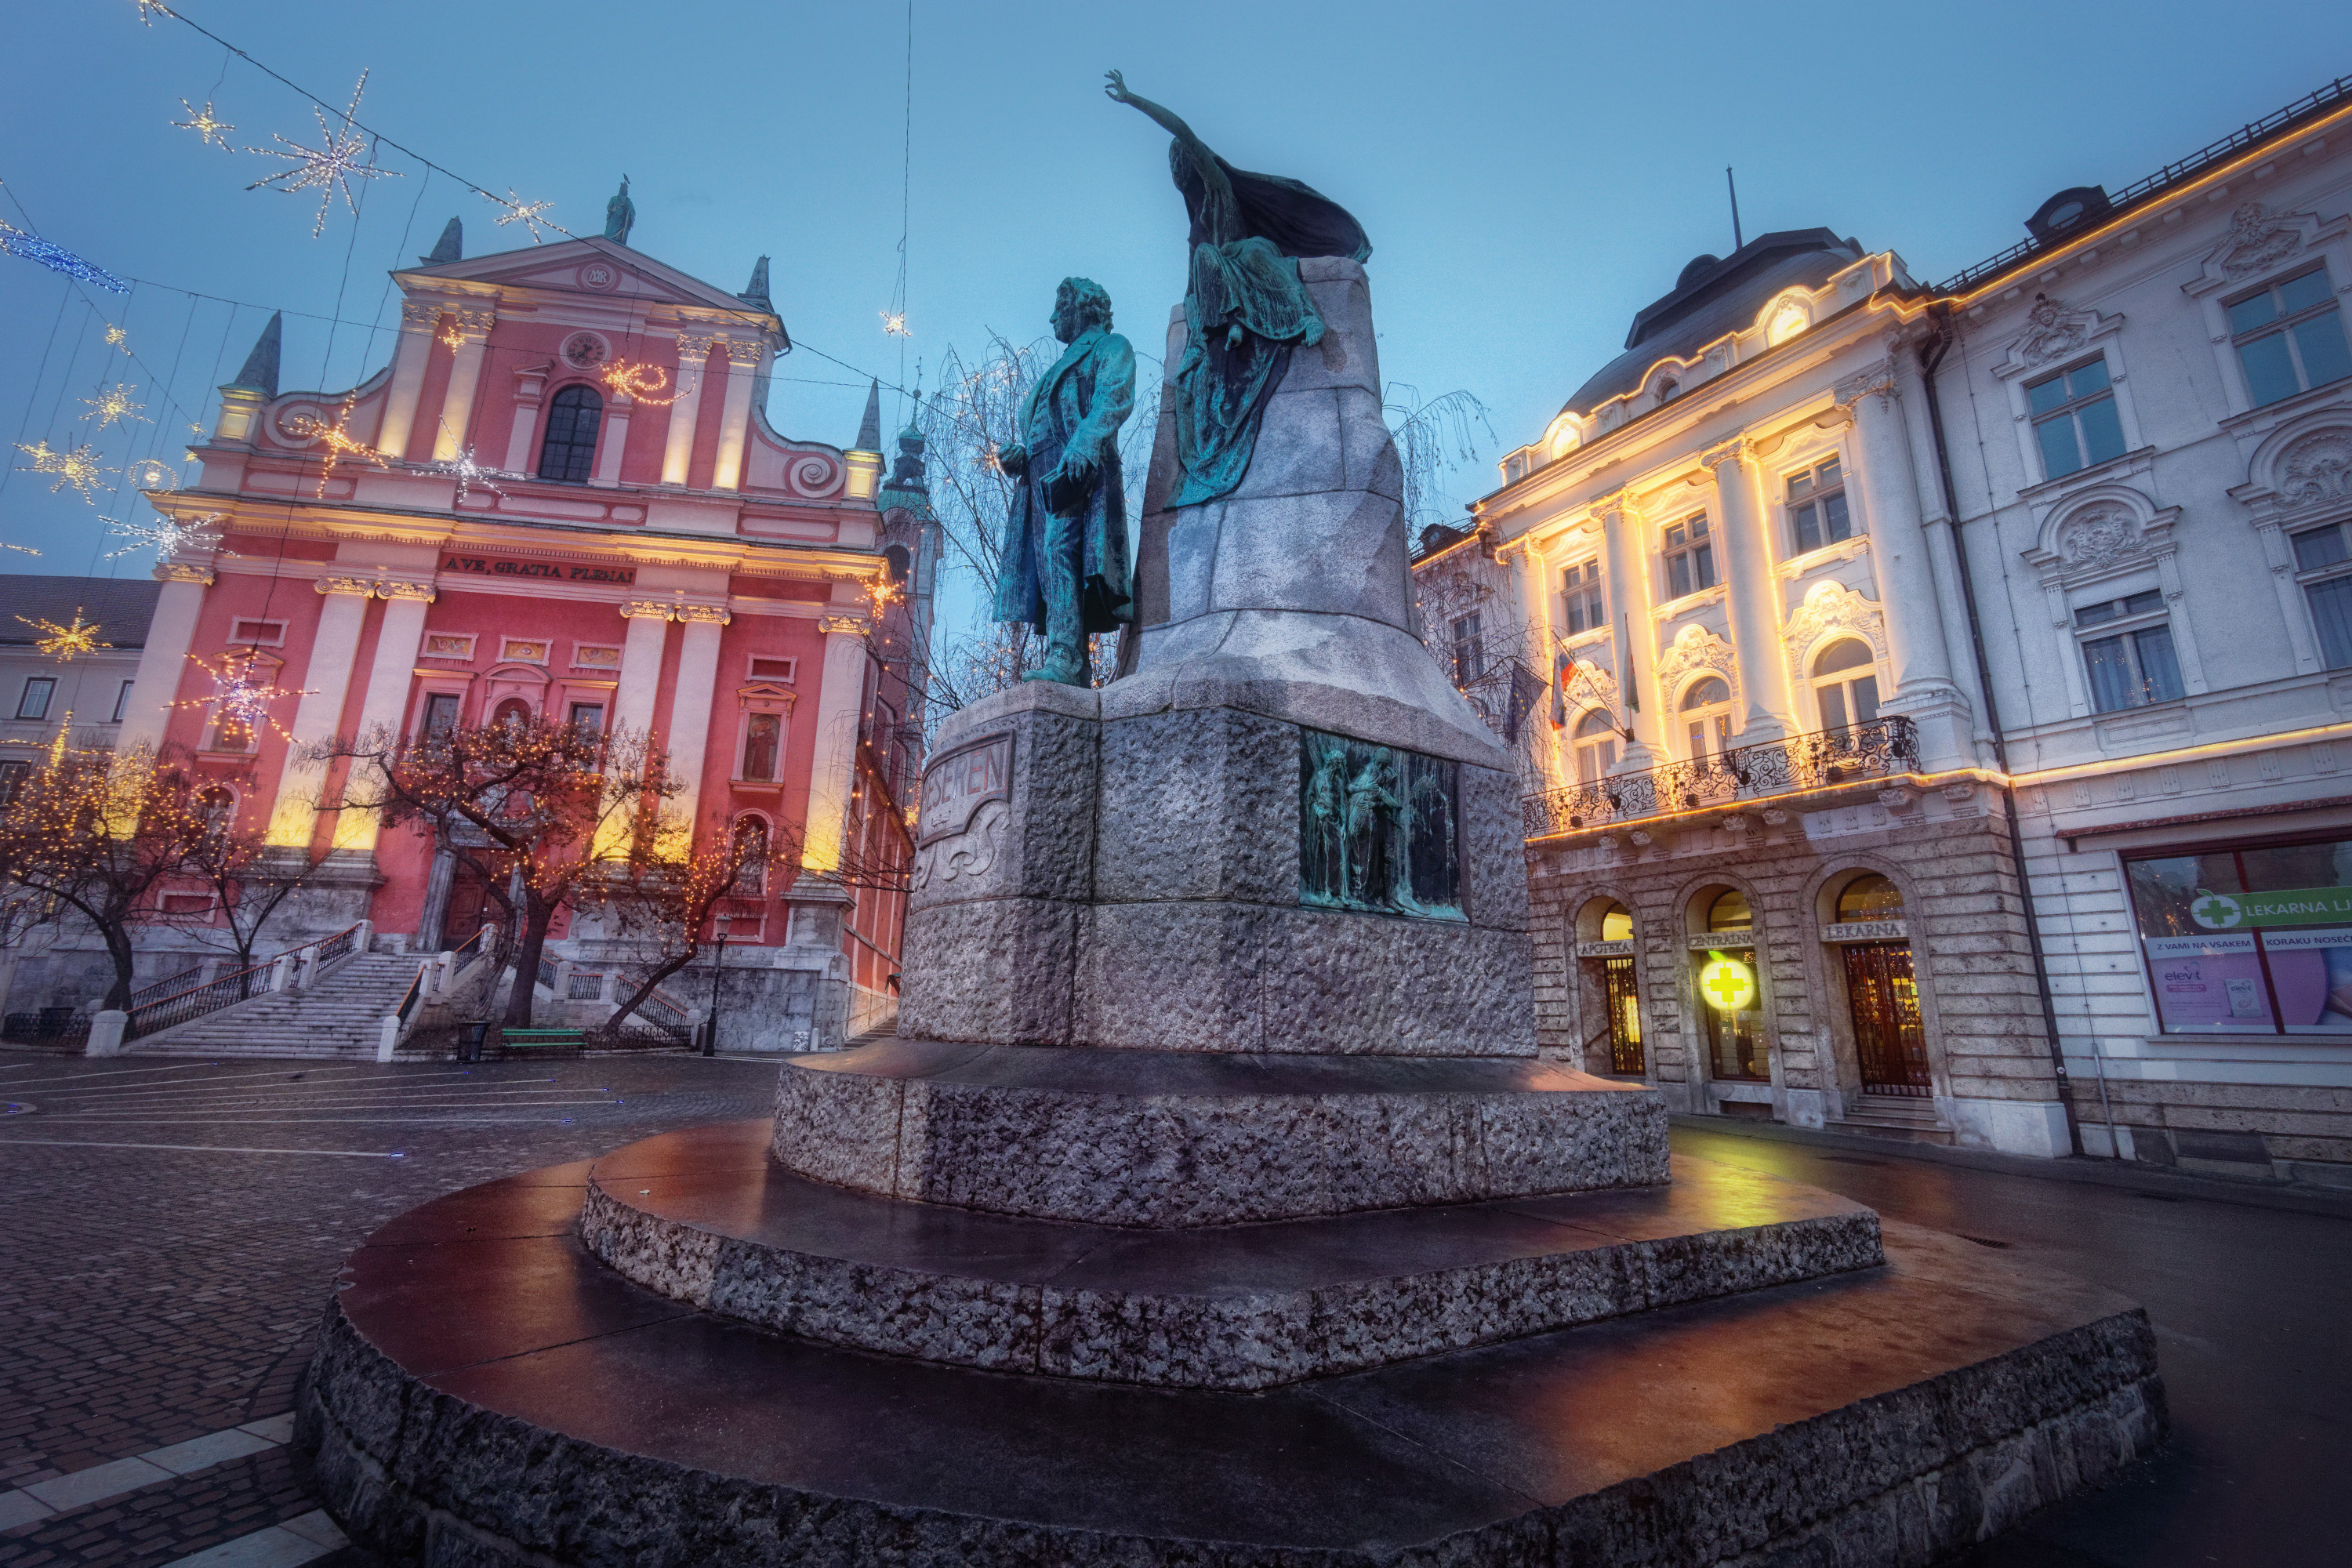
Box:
[2,0,2347,590]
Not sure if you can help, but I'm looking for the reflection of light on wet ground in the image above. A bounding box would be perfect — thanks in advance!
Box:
[0,1060,629,1125]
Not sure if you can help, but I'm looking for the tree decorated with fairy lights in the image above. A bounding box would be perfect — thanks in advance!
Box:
[315,717,678,1029]
[579,821,793,1034]
[0,746,216,1011]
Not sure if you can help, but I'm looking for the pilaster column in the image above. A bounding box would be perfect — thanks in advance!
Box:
[1597,493,1661,769]
[503,360,553,475]
[264,578,374,847]
[1840,364,1971,767]
[375,301,441,462]
[608,602,673,743]
[1891,349,1997,758]
[115,564,212,759]
[661,607,731,849]
[797,613,871,882]
[659,335,717,485]
[591,390,634,487]
[429,307,498,461]
[1701,439,1797,741]
[330,581,437,855]
[710,339,764,491]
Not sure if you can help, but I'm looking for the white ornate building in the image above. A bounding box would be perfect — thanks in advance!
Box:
[1418,77,2352,1179]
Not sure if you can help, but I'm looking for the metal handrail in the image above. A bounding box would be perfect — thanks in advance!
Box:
[124,920,365,1043]
[1523,716,1918,839]
[447,924,489,964]
[393,961,426,1028]
[129,962,210,1011]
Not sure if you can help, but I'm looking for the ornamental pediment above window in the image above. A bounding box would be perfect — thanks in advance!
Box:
[1781,579,1887,666]
[1994,294,2122,379]
[2020,488,2181,590]
[2183,202,2352,296]
[2228,412,2352,521]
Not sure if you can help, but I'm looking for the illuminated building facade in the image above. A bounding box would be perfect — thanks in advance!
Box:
[9,218,925,1050]
[1424,77,2352,1176]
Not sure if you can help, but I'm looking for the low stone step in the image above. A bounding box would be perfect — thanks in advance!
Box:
[583,1121,1879,1391]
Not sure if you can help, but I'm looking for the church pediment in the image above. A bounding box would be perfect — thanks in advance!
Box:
[398,238,777,328]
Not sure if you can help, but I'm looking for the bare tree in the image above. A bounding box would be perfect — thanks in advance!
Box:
[318,720,676,1028]
[1385,383,1495,536]
[579,822,783,1031]
[166,808,332,993]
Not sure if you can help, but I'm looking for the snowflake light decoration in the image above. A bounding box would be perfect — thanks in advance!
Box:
[80,383,149,432]
[487,188,556,243]
[18,612,109,662]
[437,322,466,351]
[132,0,176,24]
[13,440,111,503]
[173,98,235,150]
[430,439,516,506]
[104,325,130,354]
[880,310,910,337]
[103,511,223,561]
[599,361,677,406]
[244,71,401,238]
[175,654,317,747]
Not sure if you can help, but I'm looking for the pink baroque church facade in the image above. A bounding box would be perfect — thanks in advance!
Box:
[111,212,933,1050]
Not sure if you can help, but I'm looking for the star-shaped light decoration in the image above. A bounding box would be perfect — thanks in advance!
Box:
[487,188,556,243]
[132,0,176,24]
[80,383,149,432]
[104,325,130,354]
[13,440,111,503]
[103,511,223,561]
[880,310,910,338]
[18,612,109,662]
[175,654,318,747]
[430,437,515,506]
[244,71,401,238]
[599,361,677,406]
[437,322,466,352]
[173,98,235,150]
[283,398,388,493]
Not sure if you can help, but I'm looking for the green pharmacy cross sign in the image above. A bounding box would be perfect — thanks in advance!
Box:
[2190,886,2352,930]
[1699,956,1757,1012]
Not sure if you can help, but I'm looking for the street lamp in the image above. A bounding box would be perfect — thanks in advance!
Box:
[705,913,731,1057]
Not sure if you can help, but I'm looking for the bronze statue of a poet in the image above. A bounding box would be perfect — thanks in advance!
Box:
[1104,71,1371,510]
[993,278,1137,686]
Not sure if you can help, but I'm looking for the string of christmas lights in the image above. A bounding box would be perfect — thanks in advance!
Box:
[103,510,223,560]
[0,218,130,293]
[17,612,111,662]
[599,361,680,406]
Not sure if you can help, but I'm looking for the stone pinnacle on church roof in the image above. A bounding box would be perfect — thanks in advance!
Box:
[421,216,462,265]
[853,379,883,452]
[223,311,282,397]
[739,256,773,313]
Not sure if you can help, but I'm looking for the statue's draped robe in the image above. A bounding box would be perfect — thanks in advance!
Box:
[995,326,1138,634]
[1168,147,1373,510]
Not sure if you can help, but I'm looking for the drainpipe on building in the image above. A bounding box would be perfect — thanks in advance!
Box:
[1917,307,2082,1157]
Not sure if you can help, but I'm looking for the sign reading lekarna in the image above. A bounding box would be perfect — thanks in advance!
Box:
[2190,886,2352,930]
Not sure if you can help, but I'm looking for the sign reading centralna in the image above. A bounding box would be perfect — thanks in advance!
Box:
[441,554,637,585]
[918,732,1013,847]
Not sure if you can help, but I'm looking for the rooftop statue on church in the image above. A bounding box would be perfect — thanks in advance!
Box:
[1104,70,1371,510]
[604,175,635,245]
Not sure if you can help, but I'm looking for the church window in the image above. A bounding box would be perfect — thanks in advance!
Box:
[568,702,604,739]
[2074,590,2180,712]
[2227,264,2351,408]
[731,815,770,895]
[885,544,911,583]
[2027,357,2127,478]
[1662,514,1714,599]
[420,692,461,737]
[197,786,236,842]
[746,656,797,681]
[491,697,532,728]
[230,619,286,646]
[1811,639,1879,732]
[1561,561,1605,635]
[1786,456,1851,554]
[2292,521,2352,669]
[537,384,603,482]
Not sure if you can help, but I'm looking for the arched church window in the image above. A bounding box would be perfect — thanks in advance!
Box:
[884,544,911,583]
[491,697,532,729]
[731,815,770,895]
[1835,873,1904,922]
[537,384,603,482]
[1811,639,1879,732]
[198,786,236,842]
[1706,888,1753,933]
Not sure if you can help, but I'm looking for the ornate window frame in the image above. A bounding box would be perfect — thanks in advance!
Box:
[2227,411,2352,673]
[2183,202,2352,418]
[1780,579,1890,731]
[1990,298,2146,486]
[730,681,797,793]
[2018,488,2201,717]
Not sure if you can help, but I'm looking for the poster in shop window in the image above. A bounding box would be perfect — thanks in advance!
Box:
[2255,926,2352,1033]
[2141,932,2275,1033]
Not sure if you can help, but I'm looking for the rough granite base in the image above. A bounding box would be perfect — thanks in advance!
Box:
[297,1161,2166,1568]
[578,1126,1880,1389]
[770,1038,1671,1225]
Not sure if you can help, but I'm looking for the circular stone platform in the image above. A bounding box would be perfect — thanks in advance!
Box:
[299,1124,2166,1567]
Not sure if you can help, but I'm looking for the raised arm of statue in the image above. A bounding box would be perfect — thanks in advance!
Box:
[1105,71,1236,225]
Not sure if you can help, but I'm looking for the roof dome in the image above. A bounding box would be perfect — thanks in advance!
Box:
[1677,253,1721,289]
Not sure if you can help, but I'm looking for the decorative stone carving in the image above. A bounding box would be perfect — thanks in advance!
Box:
[1833,362,1896,408]
[2057,505,2140,571]
[724,338,766,365]
[2216,201,2305,280]
[316,575,380,597]
[376,579,437,602]
[675,604,732,625]
[2280,429,2352,504]
[818,615,869,637]
[317,574,437,601]
[912,798,1005,894]
[154,563,215,586]
[2012,294,2091,368]
[675,332,717,361]
[619,600,675,620]
[450,307,497,339]
[1653,622,1740,705]
[1782,579,1887,661]
[399,301,441,331]
[1698,437,1750,472]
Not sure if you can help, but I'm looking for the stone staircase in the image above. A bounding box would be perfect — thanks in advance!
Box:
[128,954,425,1059]
[1831,1092,1955,1145]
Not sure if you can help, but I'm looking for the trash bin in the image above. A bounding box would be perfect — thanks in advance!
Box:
[463,1022,490,1063]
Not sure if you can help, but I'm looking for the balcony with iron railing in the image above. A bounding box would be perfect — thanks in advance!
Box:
[1522,716,1919,840]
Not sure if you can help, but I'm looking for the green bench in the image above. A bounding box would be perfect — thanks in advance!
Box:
[498,1028,586,1054]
